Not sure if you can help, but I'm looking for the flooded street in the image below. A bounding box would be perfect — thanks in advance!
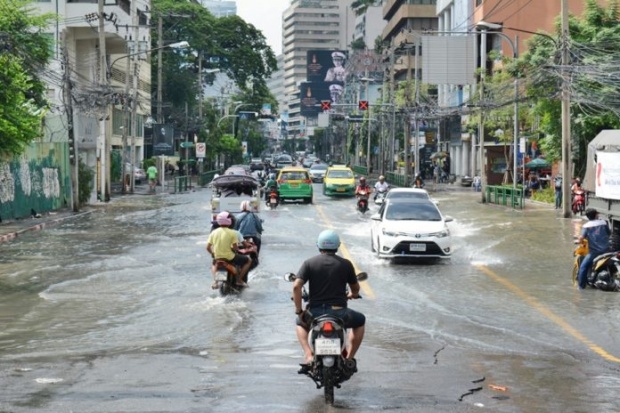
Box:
[1,186,619,412]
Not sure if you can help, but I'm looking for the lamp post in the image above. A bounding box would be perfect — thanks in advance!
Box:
[476,21,519,204]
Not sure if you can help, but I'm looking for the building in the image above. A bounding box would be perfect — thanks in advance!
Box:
[200,0,237,17]
[37,0,151,202]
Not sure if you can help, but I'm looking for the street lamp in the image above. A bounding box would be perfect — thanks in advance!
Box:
[476,21,519,205]
[108,41,189,79]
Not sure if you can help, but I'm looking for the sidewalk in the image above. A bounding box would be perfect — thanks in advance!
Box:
[0,208,92,244]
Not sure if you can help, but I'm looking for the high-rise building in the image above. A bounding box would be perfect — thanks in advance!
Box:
[200,0,237,17]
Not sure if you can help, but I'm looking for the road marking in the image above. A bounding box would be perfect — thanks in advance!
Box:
[476,264,620,363]
[316,204,376,299]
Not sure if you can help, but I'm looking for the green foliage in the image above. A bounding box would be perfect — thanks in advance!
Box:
[531,185,554,204]
[78,159,94,206]
[350,38,366,50]
[0,0,54,157]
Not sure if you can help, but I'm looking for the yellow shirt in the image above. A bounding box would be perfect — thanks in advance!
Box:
[207,227,237,261]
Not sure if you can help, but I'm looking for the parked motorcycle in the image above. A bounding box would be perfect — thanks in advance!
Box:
[572,189,586,215]
[356,189,369,213]
[267,186,279,210]
[284,271,368,405]
[572,239,620,291]
[374,189,388,205]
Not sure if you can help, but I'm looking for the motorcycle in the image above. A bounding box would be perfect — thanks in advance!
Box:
[267,186,279,210]
[212,240,257,295]
[572,239,620,291]
[356,189,369,213]
[374,188,388,205]
[572,189,586,215]
[284,271,368,405]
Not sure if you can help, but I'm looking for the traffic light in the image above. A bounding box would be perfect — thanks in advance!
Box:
[321,100,332,111]
[358,100,369,110]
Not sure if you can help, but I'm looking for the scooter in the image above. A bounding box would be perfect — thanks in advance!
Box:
[374,189,388,205]
[267,186,280,210]
[284,271,368,405]
[572,190,586,215]
[212,260,244,295]
[572,239,620,291]
[356,189,369,213]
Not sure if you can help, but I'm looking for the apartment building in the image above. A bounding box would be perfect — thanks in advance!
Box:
[200,0,237,17]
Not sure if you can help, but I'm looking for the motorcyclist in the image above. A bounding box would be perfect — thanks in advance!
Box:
[293,230,365,373]
[264,173,279,203]
[576,208,611,290]
[355,176,372,197]
[235,200,264,254]
[374,175,389,201]
[206,211,252,289]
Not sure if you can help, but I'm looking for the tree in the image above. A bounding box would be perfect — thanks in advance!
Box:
[0,0,54,157]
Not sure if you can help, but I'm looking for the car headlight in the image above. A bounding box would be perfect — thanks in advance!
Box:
[428,229,450,238]
[382,228,398,237]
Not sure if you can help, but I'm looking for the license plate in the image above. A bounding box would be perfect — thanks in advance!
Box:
[315,338,341,355]
[215,271,228,281]
[336,188,345,192]
[409,243,426,251]
[270,197,277,204]
[290,183,299,187]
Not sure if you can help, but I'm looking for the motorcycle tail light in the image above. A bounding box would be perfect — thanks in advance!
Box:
[303,179,311,184]
[321,321,334,334]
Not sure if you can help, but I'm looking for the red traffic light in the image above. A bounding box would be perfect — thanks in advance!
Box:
[321,100,332,111]
[358,100,369,110]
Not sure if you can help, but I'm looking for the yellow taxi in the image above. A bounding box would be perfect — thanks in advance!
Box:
[323,165,355,196]
[276,166,313,204]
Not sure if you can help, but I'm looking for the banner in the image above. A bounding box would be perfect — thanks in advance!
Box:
[152,124,175,156]
[307,50,348,83]
[299,82,346,117]
[595,152,620,200]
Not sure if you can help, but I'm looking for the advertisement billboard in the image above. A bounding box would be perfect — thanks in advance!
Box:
[152,124,175,156]
[307,50,348,83]
[300,82,347,117]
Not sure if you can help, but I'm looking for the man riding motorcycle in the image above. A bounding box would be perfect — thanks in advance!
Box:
[576,208,611,290]
[206,211,252,289]
[374,175,389,201]
[264,173,279,204]
[293,230,365,373]
[355,176,372,197]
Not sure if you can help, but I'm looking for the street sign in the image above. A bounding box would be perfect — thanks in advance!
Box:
[180,142,194,148]
[321,100,332,111]
[196,142,206,158]
[348,114,364,123]
[358,100,369,110]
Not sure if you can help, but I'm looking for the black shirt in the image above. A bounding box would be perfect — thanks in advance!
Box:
[297,253,357,308]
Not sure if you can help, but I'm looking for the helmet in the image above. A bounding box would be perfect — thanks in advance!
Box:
[359,176,366,184]
[317,230,340,251]
[240,200,251,211]
[216,211,232,226]
[585,208,598,220]
[269,173,276,180]
[378,175,385,181]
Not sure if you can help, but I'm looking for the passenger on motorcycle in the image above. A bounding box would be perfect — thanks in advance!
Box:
[576,208,611,290]
[206,211,252,289]
[235,201,264,254]
[264,173,279,203]
[355,176,372,197]
[374,175,389,200]
[293,230,366,372]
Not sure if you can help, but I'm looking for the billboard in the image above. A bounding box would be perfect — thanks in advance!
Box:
[300,82,347,117]
[307,50,348,83]
[152,124,175,156]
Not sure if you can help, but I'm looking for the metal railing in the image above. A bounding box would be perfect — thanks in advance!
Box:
[486,185,524,209]
[199,170,220,187]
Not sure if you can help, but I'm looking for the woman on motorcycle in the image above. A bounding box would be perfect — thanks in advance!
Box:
[355,176,371,197]
[235,200,264,254]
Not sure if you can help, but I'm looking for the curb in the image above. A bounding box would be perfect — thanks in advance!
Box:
[0,210,94,244]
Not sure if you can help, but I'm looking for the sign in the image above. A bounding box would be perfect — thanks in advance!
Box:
[261,103,272,116]
[306,50,348,83]
[348,114,364,123]
[321,100,331,111]
[196,142,206,158]
[241,141,248,155]
[595,152,620,200]
[359,100,368,110]
[153,124,175,156]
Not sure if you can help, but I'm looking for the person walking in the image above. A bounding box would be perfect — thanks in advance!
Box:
[554,175,563,209]
[146,164,158,193]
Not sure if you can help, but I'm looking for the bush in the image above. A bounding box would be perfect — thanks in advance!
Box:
[532,186,554,204]
[78,160,95,206]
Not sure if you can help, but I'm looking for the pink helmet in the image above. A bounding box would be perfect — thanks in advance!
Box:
[216,211,232,226]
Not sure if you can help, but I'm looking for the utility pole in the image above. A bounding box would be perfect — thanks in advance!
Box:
[479,26,488,202]
[121,41,130,194]
[63,39,79,212]
[98,0,107,202]
[404,48,411,185]
[129,0,139,193]
[413,36,421,179]
[157,15,163,123]
[561,0,572,218]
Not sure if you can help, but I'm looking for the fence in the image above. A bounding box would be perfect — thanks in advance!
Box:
[486,185,524,209]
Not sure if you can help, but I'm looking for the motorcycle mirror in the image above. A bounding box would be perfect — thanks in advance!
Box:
[284,272,296,282]
[356,272,368,282]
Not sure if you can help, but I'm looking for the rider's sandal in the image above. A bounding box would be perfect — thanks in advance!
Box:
[298,363,312,374]
[211,282,218,289]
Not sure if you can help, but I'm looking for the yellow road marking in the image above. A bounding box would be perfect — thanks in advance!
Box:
[316,204,375,299]
[476,264,620,363]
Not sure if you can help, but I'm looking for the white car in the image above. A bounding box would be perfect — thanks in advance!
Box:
[370,198,453,259]
[385,187,439,205]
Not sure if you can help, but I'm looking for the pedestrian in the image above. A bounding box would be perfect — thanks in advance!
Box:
[554,175,563,209]
[576,208,611,289]
[146,164,158,193]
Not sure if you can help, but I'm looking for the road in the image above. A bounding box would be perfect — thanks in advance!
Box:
[1,184,619,412]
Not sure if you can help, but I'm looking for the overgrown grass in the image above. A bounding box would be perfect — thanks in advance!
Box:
[531,186,554,204]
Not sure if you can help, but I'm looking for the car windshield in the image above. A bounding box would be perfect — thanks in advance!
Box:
[389,191,429,200]
[328,170,353,179]
[310,165,327,171]
[385,202,442,221]
[280,172,308,180]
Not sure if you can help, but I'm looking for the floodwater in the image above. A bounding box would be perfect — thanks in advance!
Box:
[1,187,619,412]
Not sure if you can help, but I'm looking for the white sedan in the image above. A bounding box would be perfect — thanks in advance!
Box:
[370,198,453,259]
[384,187,439,205]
